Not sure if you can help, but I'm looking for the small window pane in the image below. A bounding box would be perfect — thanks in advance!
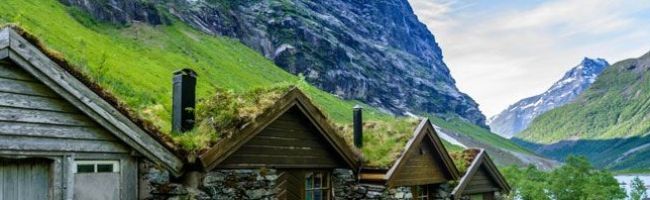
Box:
[314,174,321,188]
[77,164,94,173]
[96,164,114,172]
[306,176,313,188]
[314,190,322,200]
[306,191,313,200]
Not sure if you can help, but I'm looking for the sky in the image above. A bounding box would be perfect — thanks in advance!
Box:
[407,0,650,117]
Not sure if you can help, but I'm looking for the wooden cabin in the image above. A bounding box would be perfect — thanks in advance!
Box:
[198,88,359,200]
[0,26,510,200]
[451,149,510,200]
[0,27,183,199]
[359,119,460,199]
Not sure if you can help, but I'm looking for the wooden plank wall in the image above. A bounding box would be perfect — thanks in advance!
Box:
[219,108,344,168]
[463,167,499,194]
[0,62,129,153]
[276,170,305,200]
[390,139,449,186]
[0,158,51,200]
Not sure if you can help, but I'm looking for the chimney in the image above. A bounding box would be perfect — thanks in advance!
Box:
[353,105,363,148]
[172,68,197,133]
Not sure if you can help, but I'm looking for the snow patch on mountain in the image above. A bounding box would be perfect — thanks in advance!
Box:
[489,57,609,138]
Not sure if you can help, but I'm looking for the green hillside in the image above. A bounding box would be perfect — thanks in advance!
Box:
[518,51,650,143]
[0,0,539,165]
[0,0,394,128]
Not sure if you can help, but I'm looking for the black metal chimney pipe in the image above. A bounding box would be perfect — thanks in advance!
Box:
[172,68,197,134]
[353,105,363,148]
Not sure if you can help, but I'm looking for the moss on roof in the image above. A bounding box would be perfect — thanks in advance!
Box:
[451,148,481,175]
[174,84,295,151]
[336,117,422,167]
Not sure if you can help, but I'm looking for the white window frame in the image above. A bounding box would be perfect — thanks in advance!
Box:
[73,160,120,173]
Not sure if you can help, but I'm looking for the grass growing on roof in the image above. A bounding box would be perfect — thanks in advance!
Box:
[336,118,421,167]
[174,84,293,150]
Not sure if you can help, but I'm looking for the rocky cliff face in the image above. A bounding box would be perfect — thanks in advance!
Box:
[489,58,609,138]
[59,0,486,126]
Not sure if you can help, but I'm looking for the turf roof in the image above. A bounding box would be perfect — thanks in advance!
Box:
[175,84,296,151]
[4,25,458,170]
[336,117,423,167]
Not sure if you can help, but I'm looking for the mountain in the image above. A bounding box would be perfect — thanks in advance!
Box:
[60,0,487,127]
[489,58,609,138]
[514,51,650,171]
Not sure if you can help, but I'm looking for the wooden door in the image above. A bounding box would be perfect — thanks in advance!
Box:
[0,158,51,200]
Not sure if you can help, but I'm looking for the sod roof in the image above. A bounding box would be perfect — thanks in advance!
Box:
[4,25,461,172]
[1,25,180,154]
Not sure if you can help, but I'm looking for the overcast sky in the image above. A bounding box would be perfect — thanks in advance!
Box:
[407,0,650,117]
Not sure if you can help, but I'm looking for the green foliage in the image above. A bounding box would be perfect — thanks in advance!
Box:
[630,176,648,200]
[502,156,626,200]
[501,165,550,200]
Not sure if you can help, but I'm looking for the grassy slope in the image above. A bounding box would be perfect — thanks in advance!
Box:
[518,52,650,144]
[0,0,535,165]
[0,0,393,128]
[430,117,532,154]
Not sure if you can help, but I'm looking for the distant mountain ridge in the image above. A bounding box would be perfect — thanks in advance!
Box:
[489,58,609,138]
[514,50,650,171]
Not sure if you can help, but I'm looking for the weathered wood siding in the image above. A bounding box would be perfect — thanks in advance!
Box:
[0,62,129,153]
[463,166,499,194]
[390,139,449,186]
[0,158,51,200]
[276,170,305,200]
[220,108,345,168]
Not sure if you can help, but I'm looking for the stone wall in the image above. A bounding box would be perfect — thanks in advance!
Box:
[139,164,454,200]
[202,169,278,199]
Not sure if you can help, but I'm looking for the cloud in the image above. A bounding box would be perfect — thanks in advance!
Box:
[409,0,650,116]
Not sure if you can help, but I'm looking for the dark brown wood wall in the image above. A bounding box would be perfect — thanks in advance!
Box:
[463,166,499,194]
[390,138,449,186]
[0,62,129,153]
[219,108,345,168]
[276,170,305,200]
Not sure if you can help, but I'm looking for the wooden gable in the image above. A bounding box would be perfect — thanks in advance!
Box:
[384,119,460,187]
[0,27,183,175]
[219,107,347,168]
[452,150,511,199]
[0,61,130,153]
[200,88,359,170]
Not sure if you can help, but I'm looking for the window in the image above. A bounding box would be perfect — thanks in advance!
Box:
[74,160,119,173]
[73,160,120,200]
[305,171,331,200]
[412,184,435,200]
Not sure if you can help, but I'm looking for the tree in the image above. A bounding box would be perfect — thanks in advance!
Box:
[630,176,648,200]
[584,170,626,200]
[503,156,627,200]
